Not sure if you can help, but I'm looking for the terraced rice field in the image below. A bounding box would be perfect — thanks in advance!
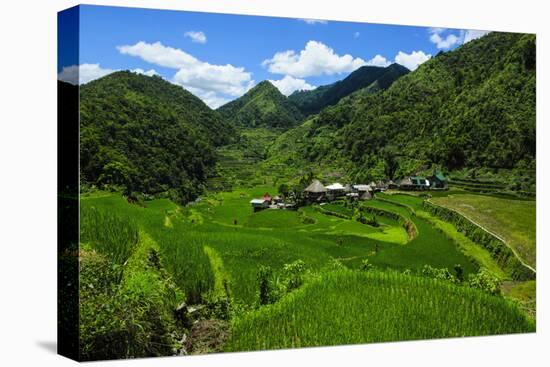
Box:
[430,194,536,269]
[81,187,535,353]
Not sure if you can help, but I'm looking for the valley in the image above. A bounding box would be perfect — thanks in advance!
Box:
[75,31,536,360]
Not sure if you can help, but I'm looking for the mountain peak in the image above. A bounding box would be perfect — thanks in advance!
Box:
[288,63,409,116]
[218,80,302,129]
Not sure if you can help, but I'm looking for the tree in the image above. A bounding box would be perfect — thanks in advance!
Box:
[382,147,399,180]
[278,183,290,198]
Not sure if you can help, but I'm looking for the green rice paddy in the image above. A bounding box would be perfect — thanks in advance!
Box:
[80,186,535,352]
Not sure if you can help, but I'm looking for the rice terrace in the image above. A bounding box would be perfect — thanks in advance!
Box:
[59,5,536,361]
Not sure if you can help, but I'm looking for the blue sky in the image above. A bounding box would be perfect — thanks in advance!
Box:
[58,5,489,108]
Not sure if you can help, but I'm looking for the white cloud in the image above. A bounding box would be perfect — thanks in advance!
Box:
[428,28,490,49]
[268,75,316,96]
[118,41,254,107]
[58,63,117,85]
[131,68,159,77]
[394,50,431,70]
[463,30,490,44]
[262,40,367,78]
[354,32,360,38]
[118,41,196,69]
[299,19,328,25]
[184,30,207,44]
[429,28,461,49]
[366,54,391,67]
[186,87,231,109]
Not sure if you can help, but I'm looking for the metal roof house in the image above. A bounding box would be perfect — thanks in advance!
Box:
[250,198,270,212]
[428,172,448,189]
[411,176,430,188]
[326,183,346,200]
[352,184,372,192]
[399,176,430,190]
[326,183,345,191]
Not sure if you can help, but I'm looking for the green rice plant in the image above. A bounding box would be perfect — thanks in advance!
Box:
[152,226,215,304]
[80,206,139,266]
[227,269,534,351]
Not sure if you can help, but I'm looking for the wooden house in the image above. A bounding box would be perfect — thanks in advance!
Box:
[398,177,414,190]
[352,184,372,193]
[387,180,398,189]
[326,182,346,200]
[304,180,327,202]
[376,180,388,191]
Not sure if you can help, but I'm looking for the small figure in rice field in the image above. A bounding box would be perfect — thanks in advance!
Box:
[336,238,343,246]
[234,218,238,225]
[375,243,379,254]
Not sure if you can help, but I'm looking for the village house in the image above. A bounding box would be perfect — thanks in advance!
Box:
[376,180,388,191]
[250,198,270,212]
[359,190,373,200]
[304,179,327,203]
[428,172,448,190]
[398,176,430,190]
[352,184,371,193]
[326,182,346,200]
[387,180,398,189]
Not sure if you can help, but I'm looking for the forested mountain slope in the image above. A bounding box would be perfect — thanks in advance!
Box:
[79,71,234,202]
[268,32,536,185]
[217,81,304,129]
[288,63,409,116]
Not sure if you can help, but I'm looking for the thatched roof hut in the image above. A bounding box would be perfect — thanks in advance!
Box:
[304,180,327,193]
[399,177,413,186]
[359,190,372,200]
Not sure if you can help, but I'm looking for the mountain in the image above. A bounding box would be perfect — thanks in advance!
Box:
[217,81,304,129]
[288,63,410,116]
[267,32,536,186]
[79,71,235,203]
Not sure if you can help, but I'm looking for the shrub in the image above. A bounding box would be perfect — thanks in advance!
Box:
[360,259,374,272]
[79,250,178,360]
[282,260,306,291]
[421,265,458,284]
[468,268,502,296]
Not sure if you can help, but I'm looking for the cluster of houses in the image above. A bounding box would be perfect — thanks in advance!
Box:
[250,173,448,210]
[250,192,296,211]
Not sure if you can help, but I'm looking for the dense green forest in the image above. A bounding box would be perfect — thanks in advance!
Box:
[288,63,409,116]
[218,81,304,129]
[267,32,536,189]
[79,71,234,202]
[78,32,536,202]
